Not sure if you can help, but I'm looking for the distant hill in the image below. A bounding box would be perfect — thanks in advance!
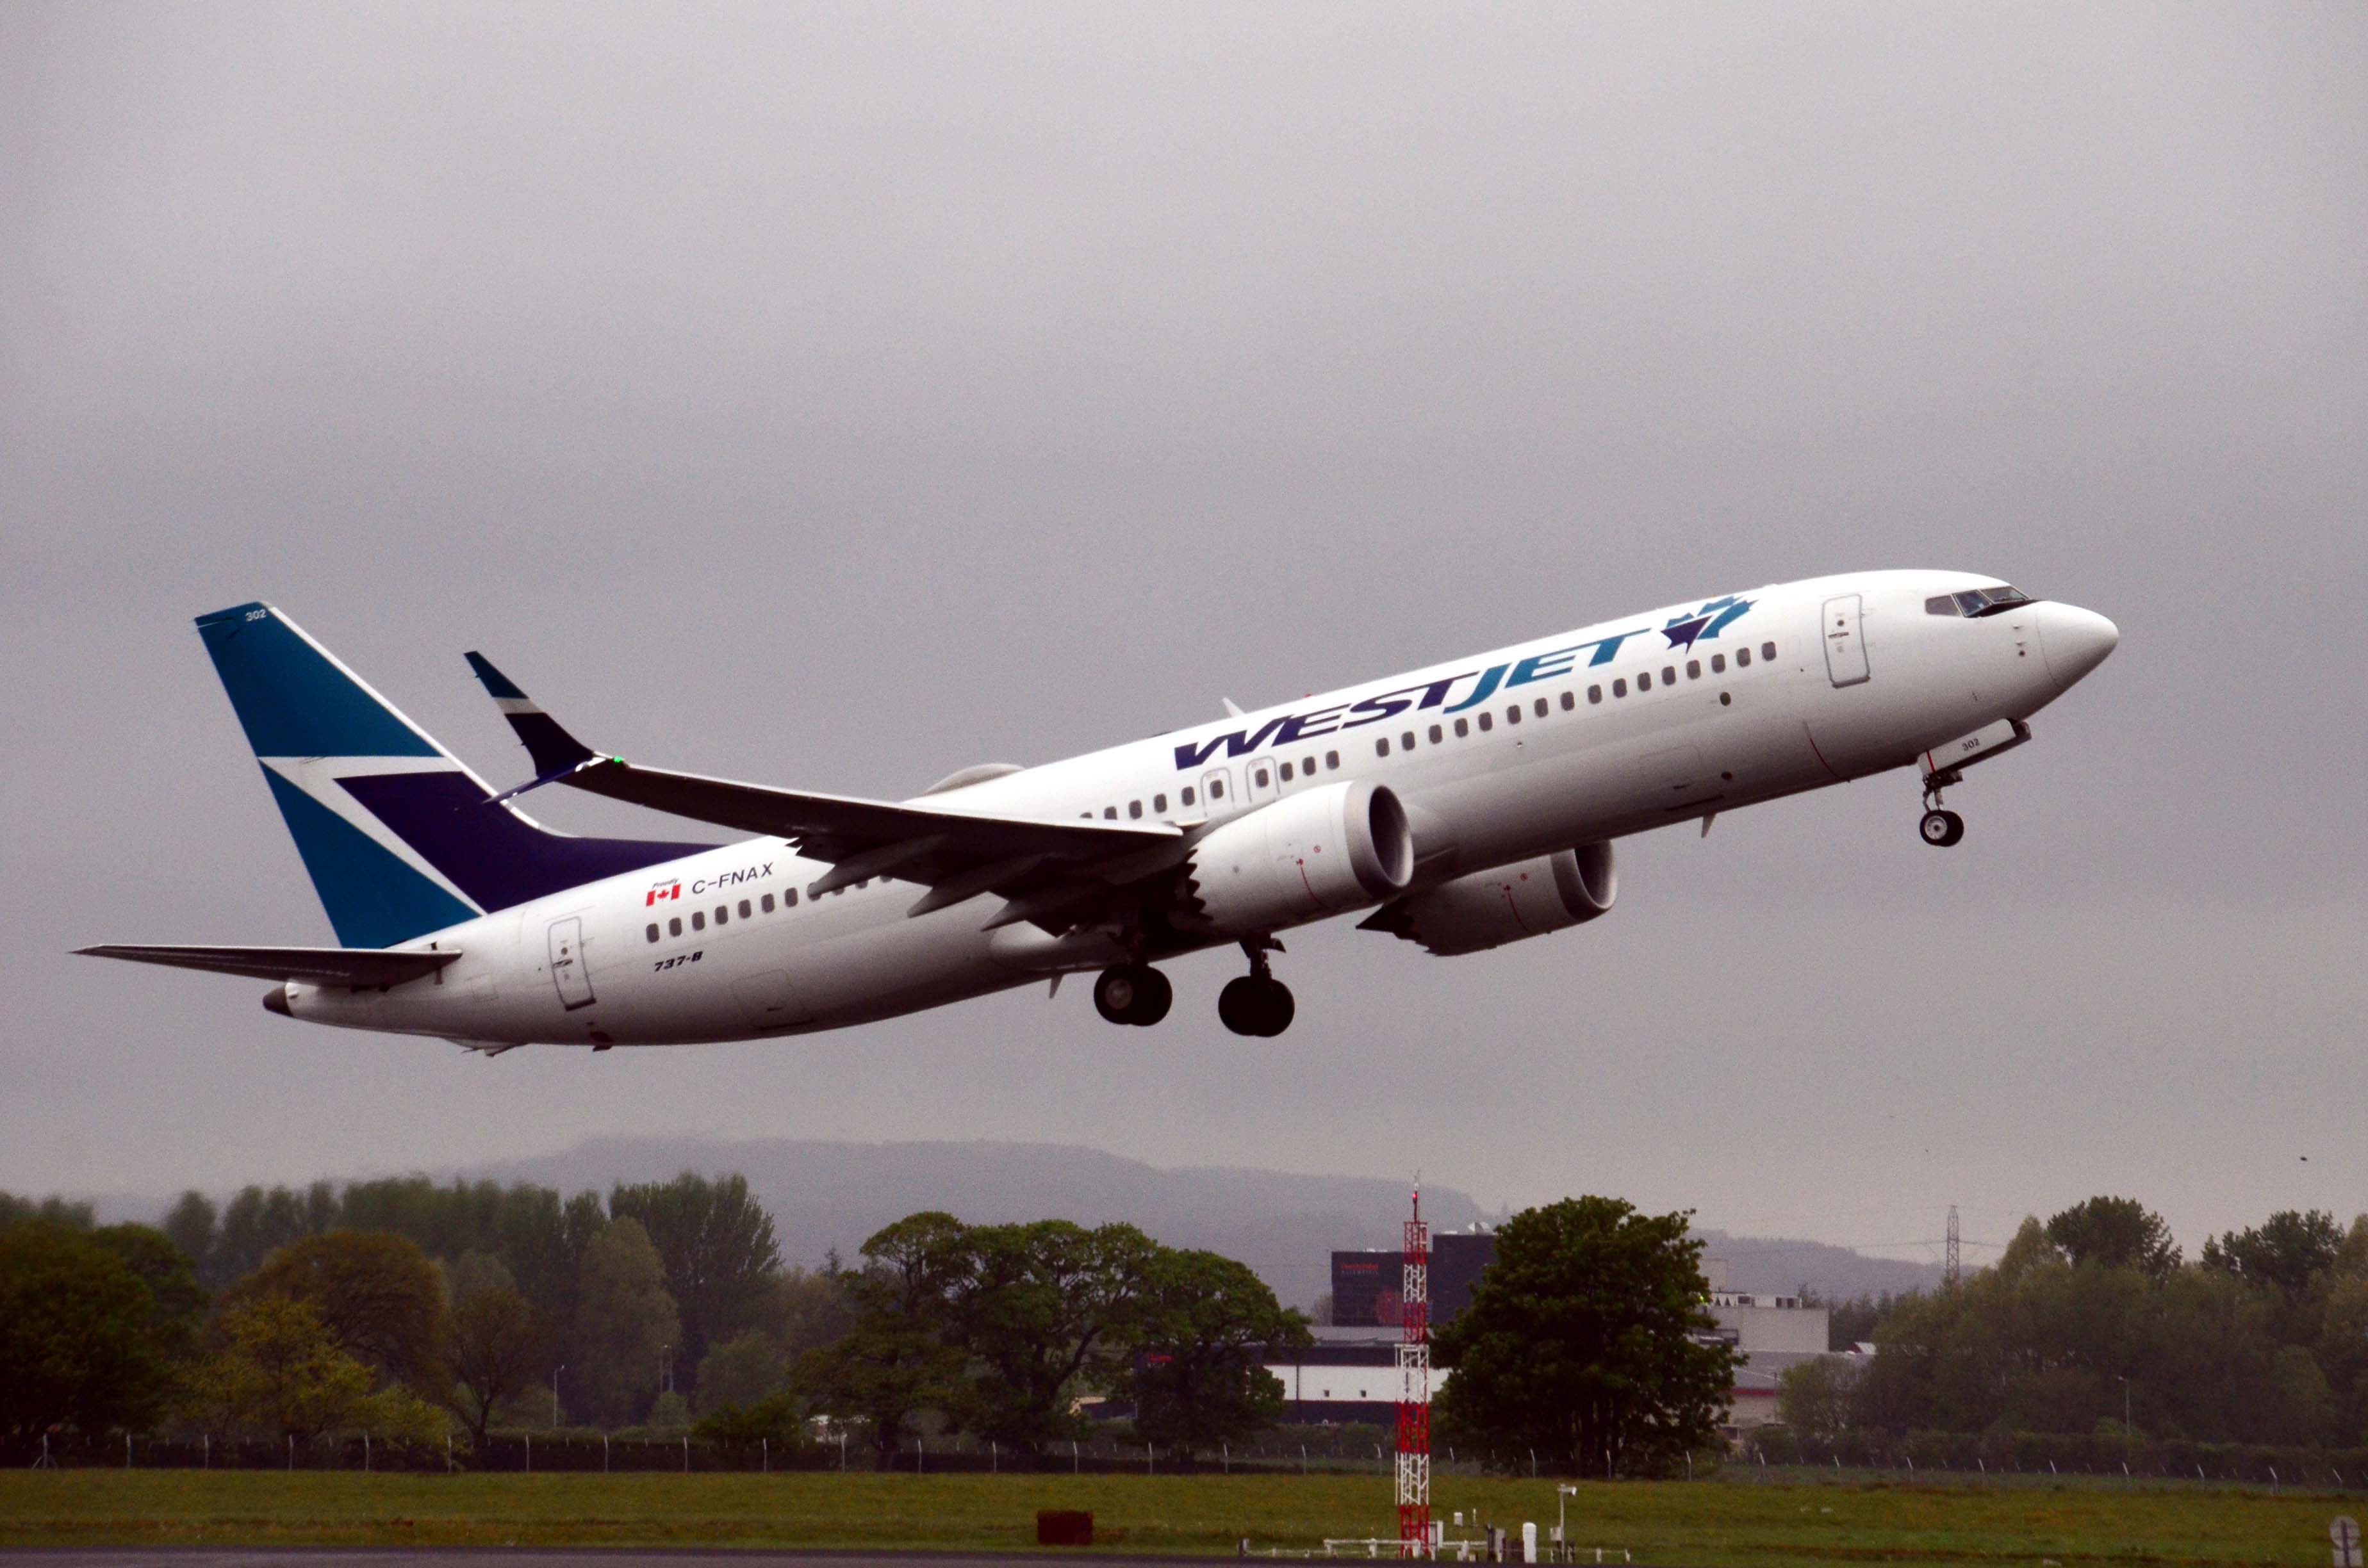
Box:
[1695,1229,1944,1302]
[459,1136,1943,1306]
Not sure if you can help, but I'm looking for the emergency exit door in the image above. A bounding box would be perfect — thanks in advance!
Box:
[547,917,596,1011]
[1821,594,1870,687]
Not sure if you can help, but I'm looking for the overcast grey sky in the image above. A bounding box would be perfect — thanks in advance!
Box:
[4,3,2362,1270]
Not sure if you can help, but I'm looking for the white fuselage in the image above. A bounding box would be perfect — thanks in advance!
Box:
[282,570,2111,1046]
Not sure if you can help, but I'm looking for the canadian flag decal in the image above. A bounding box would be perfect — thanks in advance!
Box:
[646,879,682,906]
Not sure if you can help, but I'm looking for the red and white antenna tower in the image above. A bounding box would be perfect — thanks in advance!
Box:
[1396,1183,1431,1557]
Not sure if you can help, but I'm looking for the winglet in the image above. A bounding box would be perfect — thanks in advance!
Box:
[465,652,600,784]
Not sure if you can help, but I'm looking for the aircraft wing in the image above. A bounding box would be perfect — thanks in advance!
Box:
[465,653,1183,927]
[75,943,459,986]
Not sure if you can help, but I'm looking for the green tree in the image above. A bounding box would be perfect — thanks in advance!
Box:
[946,1218,1163,1455]
[793,1213,969,1467]
[188,1295,373,1440]
[161,1192,220,1286]
[1433,1196,1738,1477]
[2046,1196,2181,1281]
[2203,1209,2343,1302]
[695,1330,787,1416]
[609,1173,783,1385]
[571,1216,680,1426]
[90,1223,208,1366]
[1775,1356,1859,1448]
[0,1192,96,1231]
[772,1265,858,1359]
[229,1230,447,1391]
[440,1254,550,1442]
[1119,1248,1308,1457]
[0,1224,172,1437]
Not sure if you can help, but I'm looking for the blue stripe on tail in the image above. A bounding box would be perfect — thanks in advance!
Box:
[197,603,707,947]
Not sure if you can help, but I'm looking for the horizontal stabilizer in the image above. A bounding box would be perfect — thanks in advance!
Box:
[74,943,459,987]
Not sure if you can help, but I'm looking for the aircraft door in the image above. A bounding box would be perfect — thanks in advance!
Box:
[1244,756,1280,806]
[1201,766,1236,816]
[1822,594,1870,687]
[547,917,595,1011]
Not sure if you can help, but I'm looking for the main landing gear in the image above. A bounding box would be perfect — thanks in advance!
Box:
[1093,963,1172,1027]
[1218,938,1295,1038]
[1920,769,1967,848]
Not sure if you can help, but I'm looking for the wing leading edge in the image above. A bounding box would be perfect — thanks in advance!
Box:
[463,652,1183,928]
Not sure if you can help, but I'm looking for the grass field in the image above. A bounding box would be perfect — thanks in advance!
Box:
[0,1469,2358,1564]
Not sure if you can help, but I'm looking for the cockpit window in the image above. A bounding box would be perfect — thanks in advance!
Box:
[1930,585,2035,617]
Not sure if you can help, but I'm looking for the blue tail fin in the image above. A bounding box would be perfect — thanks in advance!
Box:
[196,603,705,947]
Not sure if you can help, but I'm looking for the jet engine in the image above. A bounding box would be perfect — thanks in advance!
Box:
[1183,780,1415,935]
[1360,842,1616,956]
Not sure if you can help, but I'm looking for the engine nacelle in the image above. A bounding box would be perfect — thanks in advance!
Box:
[1363,842,1617,956]
[1183,780,1414,936]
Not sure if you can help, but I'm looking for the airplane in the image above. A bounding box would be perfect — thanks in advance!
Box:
[79,571,2117,1049]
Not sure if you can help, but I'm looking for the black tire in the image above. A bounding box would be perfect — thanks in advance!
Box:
[1094,966,1142,1025]
[1254,979,1295,1037]
[1218,976,1266,1036]
[1127,966,1173,1026]
[1920,808,1966,848]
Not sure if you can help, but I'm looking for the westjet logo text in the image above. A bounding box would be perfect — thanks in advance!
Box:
[1172,598,1754,771]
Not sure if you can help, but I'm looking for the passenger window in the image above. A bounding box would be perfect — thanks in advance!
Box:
[669,916,683,937]
[1505,705,1520,724]
[1638,672,1652,691]
[762,893,775,913]
[1279,762,1294,781]
[1454,717,1469,738]
[1662,666,1676,685]
[1326,750,1340,769]
[646,923,659,943]
[1429,724,1443,744]
[1588,684,1603,704]
[1210,778,1225,799]
[1104,806,1117,819]
[1761,641,1777,660]
[1376,737,1390,756]
[1686,660,1700,680]
[1153,793,1167,812]
[784,888,798,907]
[738,899,752,919]
[691,911,705,931]
[1478,712,1493,731]
[1253,767,1270,788]
[1303,756,1317,776]
[1181,785,1197,806]
[1737,648,1752,667]
[1129,801,1143,819]
[1535,698,1549,717]
[715,905,728,925]
[1560,692,1574,711]
[1711,653,1725,674]
[1401,730,1416,749]
[1613,678,1628,697]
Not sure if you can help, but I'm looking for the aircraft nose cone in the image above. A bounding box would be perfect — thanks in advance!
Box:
[2036,602,2119,691]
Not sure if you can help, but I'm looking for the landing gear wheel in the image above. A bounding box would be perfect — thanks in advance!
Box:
[1920,808,1966,847]
[1218,976,1295,1037]
[1126,965,1171,1025]
[1094,965,1171,1026]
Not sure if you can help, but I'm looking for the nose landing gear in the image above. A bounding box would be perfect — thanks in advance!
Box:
[1920,769,1967,847]
[1920,807,1966,847]
[1092,963,1172,1026]
[1218,937,1295,1037]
